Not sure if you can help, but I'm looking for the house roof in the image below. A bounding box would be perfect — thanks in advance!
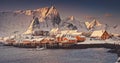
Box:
[50,28,59,33]
[60,30,77,34]
[90,30,107,37]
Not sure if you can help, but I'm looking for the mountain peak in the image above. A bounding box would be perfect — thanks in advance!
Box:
[51,6,56,9]
[14,6,61,29]
[85,19,102,30]
[46,6,59,16]
[67,16,75,21]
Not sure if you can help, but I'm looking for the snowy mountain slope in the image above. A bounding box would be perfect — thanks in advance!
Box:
[0,6,119,37]
[0,6,62,36]
[0,12,33,36]
[15,6,61,27]
[59,16,88,32]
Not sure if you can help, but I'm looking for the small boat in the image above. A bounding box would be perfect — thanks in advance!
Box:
[36,47,46,51]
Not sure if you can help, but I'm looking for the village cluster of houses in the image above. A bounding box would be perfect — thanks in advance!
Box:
[0,28,85,47]
[0,18,119,48]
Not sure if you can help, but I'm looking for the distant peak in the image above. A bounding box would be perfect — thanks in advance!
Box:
[49,6,57,11]
[46,6,59,16]
[67,16,75,21]
[51,6,55,9]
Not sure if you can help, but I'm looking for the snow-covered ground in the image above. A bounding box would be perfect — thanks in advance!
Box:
[78,38,120,45]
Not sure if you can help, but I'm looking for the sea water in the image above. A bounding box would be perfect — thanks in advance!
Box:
[0,46,117,63]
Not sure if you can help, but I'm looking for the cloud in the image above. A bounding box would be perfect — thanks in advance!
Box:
[104,13,112,17]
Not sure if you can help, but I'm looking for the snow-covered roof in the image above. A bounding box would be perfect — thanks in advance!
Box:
[56,34,64,37]
[33,38,44,42]
[70,32,82,36]
[60,30,77,34]
[68,30,77,33]
[56,30,81,37]
[61,30,69,34]
[64,35,77,40]
[90,30,107,37]
[50,28,59,33]
[10,35,15,39]
[3,37,9,41]
[65,37,76,40]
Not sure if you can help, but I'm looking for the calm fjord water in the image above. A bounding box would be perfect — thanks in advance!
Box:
[0,46,117,63]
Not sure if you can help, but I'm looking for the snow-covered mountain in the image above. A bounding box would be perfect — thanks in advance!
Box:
[0,6,119,37]
[20,6,61,30]
[0,6,61,36]
[59,16,87,32]
[15,6,61,25]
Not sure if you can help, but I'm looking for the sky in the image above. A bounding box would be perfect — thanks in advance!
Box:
[0,0,120,24]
